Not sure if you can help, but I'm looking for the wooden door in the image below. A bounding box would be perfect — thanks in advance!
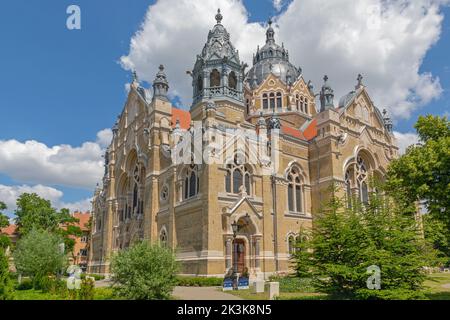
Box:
[235,239,246,273]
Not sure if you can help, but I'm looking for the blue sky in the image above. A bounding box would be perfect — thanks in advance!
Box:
[0,0,449,215]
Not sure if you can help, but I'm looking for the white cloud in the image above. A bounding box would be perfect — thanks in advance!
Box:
[394,131,420,154]
[120,0,265,106]
[0,184,92,214]
[273,0,284,12]
[96,128,113,148]
[0,130,107,190]
[121,0,447,118]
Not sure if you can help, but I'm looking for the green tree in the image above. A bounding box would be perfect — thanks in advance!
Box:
[0,248,14,300]
[111,241,178,300]
[14,193,82,257]
[387,115,450,264]
[297,186,433,299]
[0,201,9,229]
[15,193,62,235]
[0,202,11,250]
[13,229,67,287]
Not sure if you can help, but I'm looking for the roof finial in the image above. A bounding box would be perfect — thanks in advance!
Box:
[324,75,329,83]
[132,70,139,83]
[215,9,223,24]
[356,73,364,89]
[266,18,275,43]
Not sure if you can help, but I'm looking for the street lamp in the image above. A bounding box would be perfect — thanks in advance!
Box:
[231,220,239,290]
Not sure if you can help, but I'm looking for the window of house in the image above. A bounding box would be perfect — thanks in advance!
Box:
[276,92,283,109]
[263,93,269,109]
[269,93,276,109]
[287,166,303,213]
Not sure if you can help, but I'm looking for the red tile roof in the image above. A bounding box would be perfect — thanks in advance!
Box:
[0,224,17,236]
[281,119,317,141]
[303,119,318,141]
[171,108,191,129]
[281,125,305,140]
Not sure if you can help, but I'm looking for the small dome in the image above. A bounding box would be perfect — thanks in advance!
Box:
[246,20,299,87]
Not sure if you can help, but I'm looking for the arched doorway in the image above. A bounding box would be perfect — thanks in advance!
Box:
[228,214,261,276]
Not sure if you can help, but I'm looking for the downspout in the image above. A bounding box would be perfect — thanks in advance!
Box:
[271,174,279,274]
[314,137,321,207]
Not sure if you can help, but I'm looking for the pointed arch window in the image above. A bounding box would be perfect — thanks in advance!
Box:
[356,156,369,204]
[295,94,300,111]
[225,155,252,195]
[288,235,296,255]
[345,169,353,208]
[160,229,168,247]
[228,71,237,89]
[262,93,269,109]
[304,98,309,114]
[287,166,303,213]
[197,75,203,92]
[183,164,199,200]
[210,69,221,87]
[276,92,283,109]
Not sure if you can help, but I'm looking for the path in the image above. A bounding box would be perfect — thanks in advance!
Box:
[172,286,243,300]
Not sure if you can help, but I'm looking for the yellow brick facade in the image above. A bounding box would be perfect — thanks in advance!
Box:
[88,12,398,279]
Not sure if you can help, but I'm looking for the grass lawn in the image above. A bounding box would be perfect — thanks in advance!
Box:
[423,273,450,300]
[13,287,116,300]
[226,273,450,300]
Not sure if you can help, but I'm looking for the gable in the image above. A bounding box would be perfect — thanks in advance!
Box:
[340,88,386,132]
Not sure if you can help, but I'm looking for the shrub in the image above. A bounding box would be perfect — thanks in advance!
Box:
[0,248,14,300]
[269,276,315,293]
[78,277,95,300]
[355,288,428,300]
[111,241,178,300]
[13,229,67,287]
[80,273,104,281]
[175,276,223,287]
[16,278,33,291]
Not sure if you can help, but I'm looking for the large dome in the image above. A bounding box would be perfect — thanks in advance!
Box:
[246,20,300,88]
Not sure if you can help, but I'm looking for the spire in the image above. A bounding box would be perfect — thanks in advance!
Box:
[320,75,335,112]
[215,8,223,24]
[153,64,169,102]
[266,18,275,44]
[382,109,393,133]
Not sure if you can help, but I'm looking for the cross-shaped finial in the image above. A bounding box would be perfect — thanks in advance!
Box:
[324,75,329,82]
[268,18,273,26]
[159,64,164,72]
[357,73,363,86]
[132,70,138,82]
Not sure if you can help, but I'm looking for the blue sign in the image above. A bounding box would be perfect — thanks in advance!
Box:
[223,278,233,291]
[238,277,249,290]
